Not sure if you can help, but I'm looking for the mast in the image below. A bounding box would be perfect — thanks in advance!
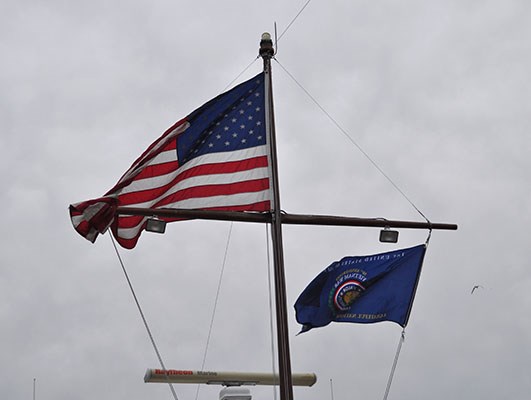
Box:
[260,32,294,400]
[111,33,457,400]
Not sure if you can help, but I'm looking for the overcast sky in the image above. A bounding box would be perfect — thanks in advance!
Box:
[2,1,531,399]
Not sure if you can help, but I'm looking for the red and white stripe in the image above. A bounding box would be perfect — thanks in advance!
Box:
[70,119,271,249]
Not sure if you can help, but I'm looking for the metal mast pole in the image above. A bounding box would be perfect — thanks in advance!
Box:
[260,32,294,400]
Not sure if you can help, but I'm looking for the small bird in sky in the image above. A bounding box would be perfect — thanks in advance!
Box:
[471,285,484,294]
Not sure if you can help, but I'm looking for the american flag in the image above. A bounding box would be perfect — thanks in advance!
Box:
[70,72,271,249]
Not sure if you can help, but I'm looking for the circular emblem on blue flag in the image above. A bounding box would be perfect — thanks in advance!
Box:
[333,280,365,311]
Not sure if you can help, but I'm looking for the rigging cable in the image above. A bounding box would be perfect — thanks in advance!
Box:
[277,0,313,42]
[194,222,234,400]
[222,0,313,91]
[274,59,432,226]
[223,56,260,92]
[109,233,179,400]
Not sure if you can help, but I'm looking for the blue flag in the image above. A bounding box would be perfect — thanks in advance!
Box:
[294,245,426,333]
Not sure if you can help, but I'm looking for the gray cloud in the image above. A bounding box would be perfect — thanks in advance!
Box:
[2,1,530,399]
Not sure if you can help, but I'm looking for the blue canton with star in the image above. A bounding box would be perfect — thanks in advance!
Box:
[176,73,266,164]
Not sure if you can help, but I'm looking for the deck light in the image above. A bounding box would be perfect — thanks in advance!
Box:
[379,227,399,243]
[146,217,166,234]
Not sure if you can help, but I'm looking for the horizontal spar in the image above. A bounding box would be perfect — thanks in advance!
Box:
[281,213,458,230]
[116,207,457,231]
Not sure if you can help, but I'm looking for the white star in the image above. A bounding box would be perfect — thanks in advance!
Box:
[239,109,245,114]
[231,118,237,123]
[216,134,221,139]
[240,124,245,129]
[208,143,214,147]
[256,121,262,126]
[225,141,230,146]
[241,138,247,144]
[255,107,261,112]
[248,115,253,120]
[249,129,254,135]
[224,126,229,131]
[232,133,238,138]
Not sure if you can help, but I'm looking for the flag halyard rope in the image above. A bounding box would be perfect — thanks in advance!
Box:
[109,232,179,400]
[194,222,234,400]
[383,329,406,400]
